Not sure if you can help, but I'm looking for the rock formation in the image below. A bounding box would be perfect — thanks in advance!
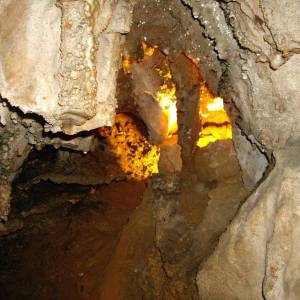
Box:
[180,0,300,299]
[0,0,133,134]
[0,0,133,219]
[0,0,300,299]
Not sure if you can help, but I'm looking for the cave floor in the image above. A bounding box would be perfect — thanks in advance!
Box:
[0,141,248,300]
[0,180,147,300]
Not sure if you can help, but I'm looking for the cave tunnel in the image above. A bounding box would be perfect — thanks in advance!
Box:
[1,0,299,299]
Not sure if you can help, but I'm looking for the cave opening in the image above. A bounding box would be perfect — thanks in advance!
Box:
[0,1,275,299]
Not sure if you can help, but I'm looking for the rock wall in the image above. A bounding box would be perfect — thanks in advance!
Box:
[1,0,300,298]
[181,0,300,299]
[0,0,133,220]
[197,147,300,300]
[0,0,132,134]
[183,0,300,150]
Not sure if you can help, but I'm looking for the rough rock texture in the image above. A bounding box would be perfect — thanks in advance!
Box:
[170,53,202,171]
[0,99,98,220]
[158,142,182,175]
[0,0,133,219]
[180,0,300,299]
[151,163,247,299]
[194,140,240,183]
[0,103,32,220]
[130,50,169,144]
[13,147,123,188]
[183,0,300,151]
[1,0,300,298]
[197,147,300,300]
[0,180,150,299]
[233,127,269,191]
[124,0,222,92]
[0,0,133,134]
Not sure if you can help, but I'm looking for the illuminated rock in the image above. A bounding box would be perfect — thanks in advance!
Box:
[194,140,240,182]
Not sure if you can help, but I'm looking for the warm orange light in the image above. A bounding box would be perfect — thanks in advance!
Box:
[142,42,158,57]
[122,43,179,140]
[122,42,178,137]
[139,43,178,138]
[197,85,232,148]
[122,55,135,74]
[154,66,178,138]
[99,114,160,180]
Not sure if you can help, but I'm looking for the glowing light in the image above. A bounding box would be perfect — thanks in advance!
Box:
[142,42,157,57]
[197,85,232,148]
[122,56,135,74]
[139,43,178,138]
[99,114,160,180]
[122,43,178,139]
[154,67,178,137]
[206,97,224,111]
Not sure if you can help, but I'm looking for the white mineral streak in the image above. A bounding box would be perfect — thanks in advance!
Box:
[0,0,133,134]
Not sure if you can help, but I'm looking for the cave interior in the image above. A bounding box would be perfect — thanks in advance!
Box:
[1,0,299,299]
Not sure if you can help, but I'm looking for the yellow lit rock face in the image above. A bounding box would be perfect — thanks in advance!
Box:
[124,42,178,140]
[155,66,178,138]
[137,43,231,147]
[122,56,133,74]
[197,84,232,148]
[123,43,232,150]
[142,41,158,57]
[99,114,159,180]
[144,43,178,138]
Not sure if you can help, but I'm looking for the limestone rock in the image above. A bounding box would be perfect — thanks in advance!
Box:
[197,147,300,300]
[0,0,133,134]
[130,51,169,144]
[180,2,300,299]
[233,127,269,191]
[183,0,300,151]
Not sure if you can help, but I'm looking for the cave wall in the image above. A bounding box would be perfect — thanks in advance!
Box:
[0,0,133,134]
[124,1,300,298]
[180,0,300,299]
[183,0,300,150]
[120,2,249,298]
[123,0,223,91]
[0,0,133,220]
[0,0,300,299]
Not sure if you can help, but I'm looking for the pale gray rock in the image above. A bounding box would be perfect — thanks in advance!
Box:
[233,127,268,191]
[0,0,133,134]
[197,147,300,300]
[181,1,300,299]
